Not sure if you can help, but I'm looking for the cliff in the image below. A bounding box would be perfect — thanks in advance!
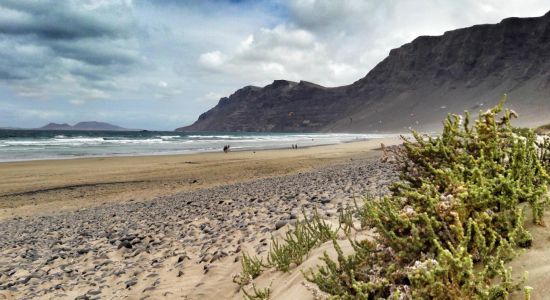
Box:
[178,12,550,133]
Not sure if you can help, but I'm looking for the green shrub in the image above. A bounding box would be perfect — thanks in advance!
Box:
[234,210,338,298]
[243,283,272,300]
[233,252,264,286]
[307,99,548,299]
[267,211,336,272]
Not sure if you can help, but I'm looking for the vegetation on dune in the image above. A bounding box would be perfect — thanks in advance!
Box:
[234,98,550,299]
[233,252,265,286]
[267,210,336,272]
[307,99,549,299]
[242,283,272,300]
[234,211,337,296]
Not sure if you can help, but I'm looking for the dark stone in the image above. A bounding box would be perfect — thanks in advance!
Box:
[77,248,91,255]
[125,278,138,289]
[87,289,101,296]
[320,197,332,205]
[118,241,132,249]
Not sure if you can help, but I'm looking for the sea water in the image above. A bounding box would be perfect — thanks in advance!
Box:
[0,130,394,162]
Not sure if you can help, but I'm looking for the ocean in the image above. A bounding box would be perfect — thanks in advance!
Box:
[0,130,393,162]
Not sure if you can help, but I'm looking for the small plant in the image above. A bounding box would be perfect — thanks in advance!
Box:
[266,237,295,272]
[338,206,355,235]
[243,283,272,300]
[233,252,264,286]
[267,220,316,271]
[267,211,336,272]
[304,209,338,241]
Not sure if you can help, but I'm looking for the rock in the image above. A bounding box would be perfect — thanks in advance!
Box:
[125,278,138,289]
[275,219,297,230]
[17,276,32,284]
[77,248,91,255]
[87,289,101,296]
[320,197,332,205]
[118,241,132,249]
[275,220,289,230]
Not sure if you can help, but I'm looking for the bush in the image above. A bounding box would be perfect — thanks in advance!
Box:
[243,283,272,300]
[307,99,548,299]
[233,252,264,286]
[267,211,336,272]
[234,211,337,298]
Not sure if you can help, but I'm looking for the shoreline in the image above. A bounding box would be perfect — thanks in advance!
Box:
[0,137,381,164]
[0,132,401,164]
[0,137,401,221]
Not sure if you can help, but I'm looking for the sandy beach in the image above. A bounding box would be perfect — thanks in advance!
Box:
[1,136,549,300]
[0,138,400,299]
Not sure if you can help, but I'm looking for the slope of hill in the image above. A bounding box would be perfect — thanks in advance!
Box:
[178,11,550,133]
[179,81,347,132]
[40,123,73,130]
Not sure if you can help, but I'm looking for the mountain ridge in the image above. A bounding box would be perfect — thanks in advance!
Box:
[178,11,550,133]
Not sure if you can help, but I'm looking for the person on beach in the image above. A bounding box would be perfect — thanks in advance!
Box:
[223,145,228,153]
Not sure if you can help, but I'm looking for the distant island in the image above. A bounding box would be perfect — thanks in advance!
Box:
[38,121,131,131]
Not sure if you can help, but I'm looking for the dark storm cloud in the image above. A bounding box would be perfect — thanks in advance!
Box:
[0,0,132,40]
[0,0,138,98]
[0,69,26,80]
[50,40,140,66]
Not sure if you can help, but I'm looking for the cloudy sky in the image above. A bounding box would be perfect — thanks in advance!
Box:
[0,0,548,130]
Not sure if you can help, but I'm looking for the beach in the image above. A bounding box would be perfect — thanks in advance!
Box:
[0,138,399,299]
[1,136,548,300]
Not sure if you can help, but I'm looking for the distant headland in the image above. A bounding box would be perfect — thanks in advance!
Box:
[38,121,132,131]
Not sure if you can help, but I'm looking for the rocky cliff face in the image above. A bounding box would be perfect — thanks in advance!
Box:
[178,12,550,133]
[179,80,349,132]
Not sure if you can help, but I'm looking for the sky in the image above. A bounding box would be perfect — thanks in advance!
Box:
[0,0,548,130]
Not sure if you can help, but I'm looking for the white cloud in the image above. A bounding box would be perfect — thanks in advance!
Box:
[198,50,226,68]
[69,99,85,105]
[196,24,363,86]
